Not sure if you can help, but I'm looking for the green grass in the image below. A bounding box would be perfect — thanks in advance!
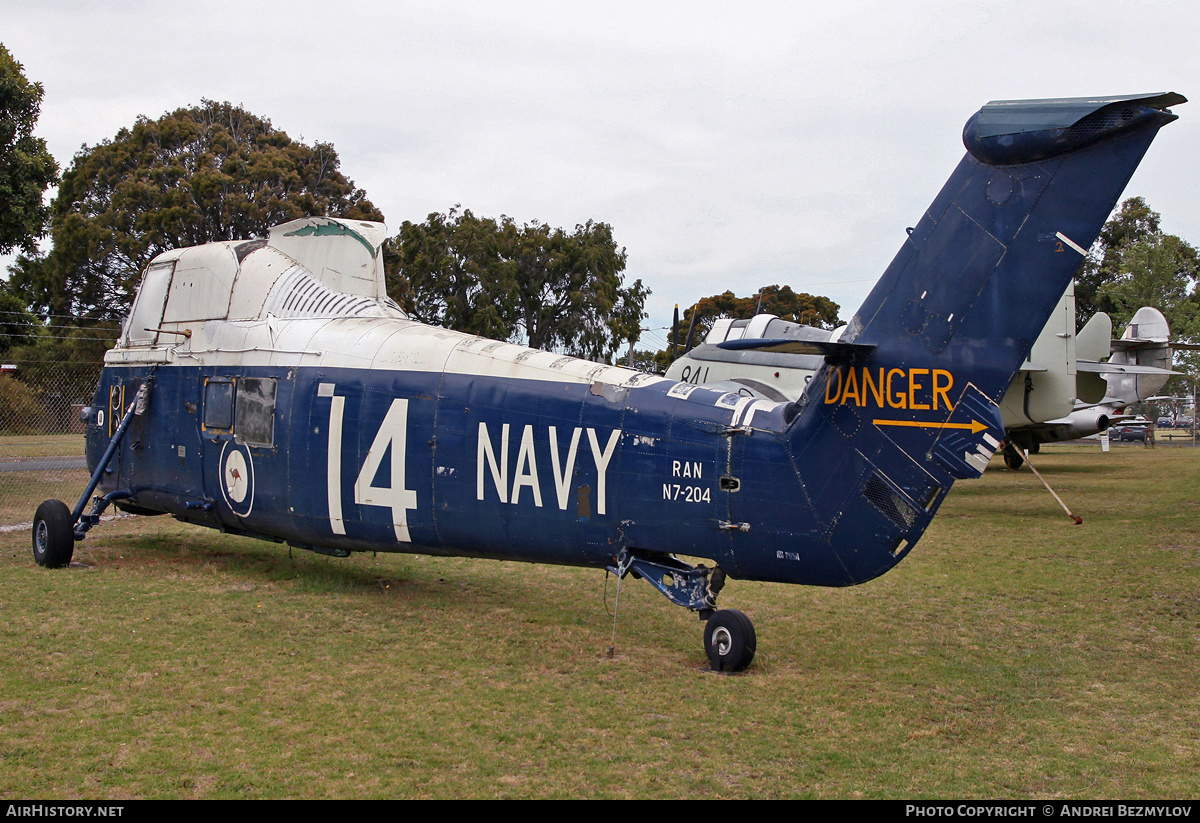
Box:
[0,469,90,526]
[1,443,1197,798]
[0,434,85,459]
[0,435,88,526]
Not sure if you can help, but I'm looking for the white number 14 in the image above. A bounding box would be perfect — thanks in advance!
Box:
[323,385,417,542]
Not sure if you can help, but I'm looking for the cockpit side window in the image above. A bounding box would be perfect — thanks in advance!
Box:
[125,262,175,345]
[235,378,277,447]
[203,378,235,431]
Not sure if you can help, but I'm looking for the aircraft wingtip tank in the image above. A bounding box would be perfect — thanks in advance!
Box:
[34,93,1182,671]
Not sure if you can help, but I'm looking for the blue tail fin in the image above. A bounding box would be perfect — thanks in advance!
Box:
[843,93,1182,404]
[779,93,1182,585]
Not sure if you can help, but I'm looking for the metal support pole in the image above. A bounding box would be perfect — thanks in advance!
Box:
[71,400,137,523]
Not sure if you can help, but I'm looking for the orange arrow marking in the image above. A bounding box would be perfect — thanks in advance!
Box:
[872,418,989,434]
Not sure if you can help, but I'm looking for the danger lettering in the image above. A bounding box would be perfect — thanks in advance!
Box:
[824,366,954,411]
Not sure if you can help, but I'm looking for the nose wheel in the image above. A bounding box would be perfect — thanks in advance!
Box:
[704,609,756,672]
[32,499,75,568]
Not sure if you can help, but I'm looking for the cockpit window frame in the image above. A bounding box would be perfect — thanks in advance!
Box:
[235,377,277,448]
[202,377,236,433]
[125,262,176,346]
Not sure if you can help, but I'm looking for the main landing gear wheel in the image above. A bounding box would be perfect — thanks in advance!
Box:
[1002,441,1024,471]
[704,609,756,672]
[33,499,74,568]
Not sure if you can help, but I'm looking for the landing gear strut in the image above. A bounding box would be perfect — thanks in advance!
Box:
[608,550,757,672]
[32,381,151,569]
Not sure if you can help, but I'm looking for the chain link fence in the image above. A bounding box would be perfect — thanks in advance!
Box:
[0,359,103,528]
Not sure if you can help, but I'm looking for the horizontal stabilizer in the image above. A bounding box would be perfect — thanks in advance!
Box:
[715,337,875,361]
[965,93,1186,165]
[1110,338,1171,351]
[1078,361,1179,376]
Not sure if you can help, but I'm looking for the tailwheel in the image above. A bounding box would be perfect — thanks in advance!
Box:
[704,609,756,672]
[33,499,75,568]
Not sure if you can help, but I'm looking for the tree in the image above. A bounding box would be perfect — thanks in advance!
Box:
[0,279,37,354]
[1100,233,1200,329]
[1076,196,1163,327]
[383,208,514,342]
[1101,229,1200,382]
[386,208,649,361]
[505,218,648,360]
[617,347,676,375]
[10,100,382,321]
[1081,197,1200,383]
[0,43,58,256]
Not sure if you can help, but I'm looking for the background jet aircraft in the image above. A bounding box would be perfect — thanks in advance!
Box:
[32,92,1183,671]
[666,286,1179,469]
[1001,305,1178,465]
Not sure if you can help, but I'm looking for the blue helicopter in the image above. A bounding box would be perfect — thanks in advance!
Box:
[33,92,1183,671]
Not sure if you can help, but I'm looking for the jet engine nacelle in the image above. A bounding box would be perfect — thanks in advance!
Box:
[1042,409,1113,444]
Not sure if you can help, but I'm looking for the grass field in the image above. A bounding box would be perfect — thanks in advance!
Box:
[0,435,85,460]
[1,444,1197,799]
[0,435,88,527]
[0,469,89,528]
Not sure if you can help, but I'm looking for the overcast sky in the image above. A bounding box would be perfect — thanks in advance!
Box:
[5,0,1198,351]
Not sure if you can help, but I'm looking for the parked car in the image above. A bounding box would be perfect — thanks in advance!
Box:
[1156,416,1175,428]
[1110,424,1148,442]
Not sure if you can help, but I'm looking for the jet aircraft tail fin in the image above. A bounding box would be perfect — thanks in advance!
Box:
[1108,306,1174,404]
[1076,310,1115,365]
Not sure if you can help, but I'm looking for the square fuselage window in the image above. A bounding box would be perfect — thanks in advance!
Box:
[203,378,235,431]
[236,378,277,447]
